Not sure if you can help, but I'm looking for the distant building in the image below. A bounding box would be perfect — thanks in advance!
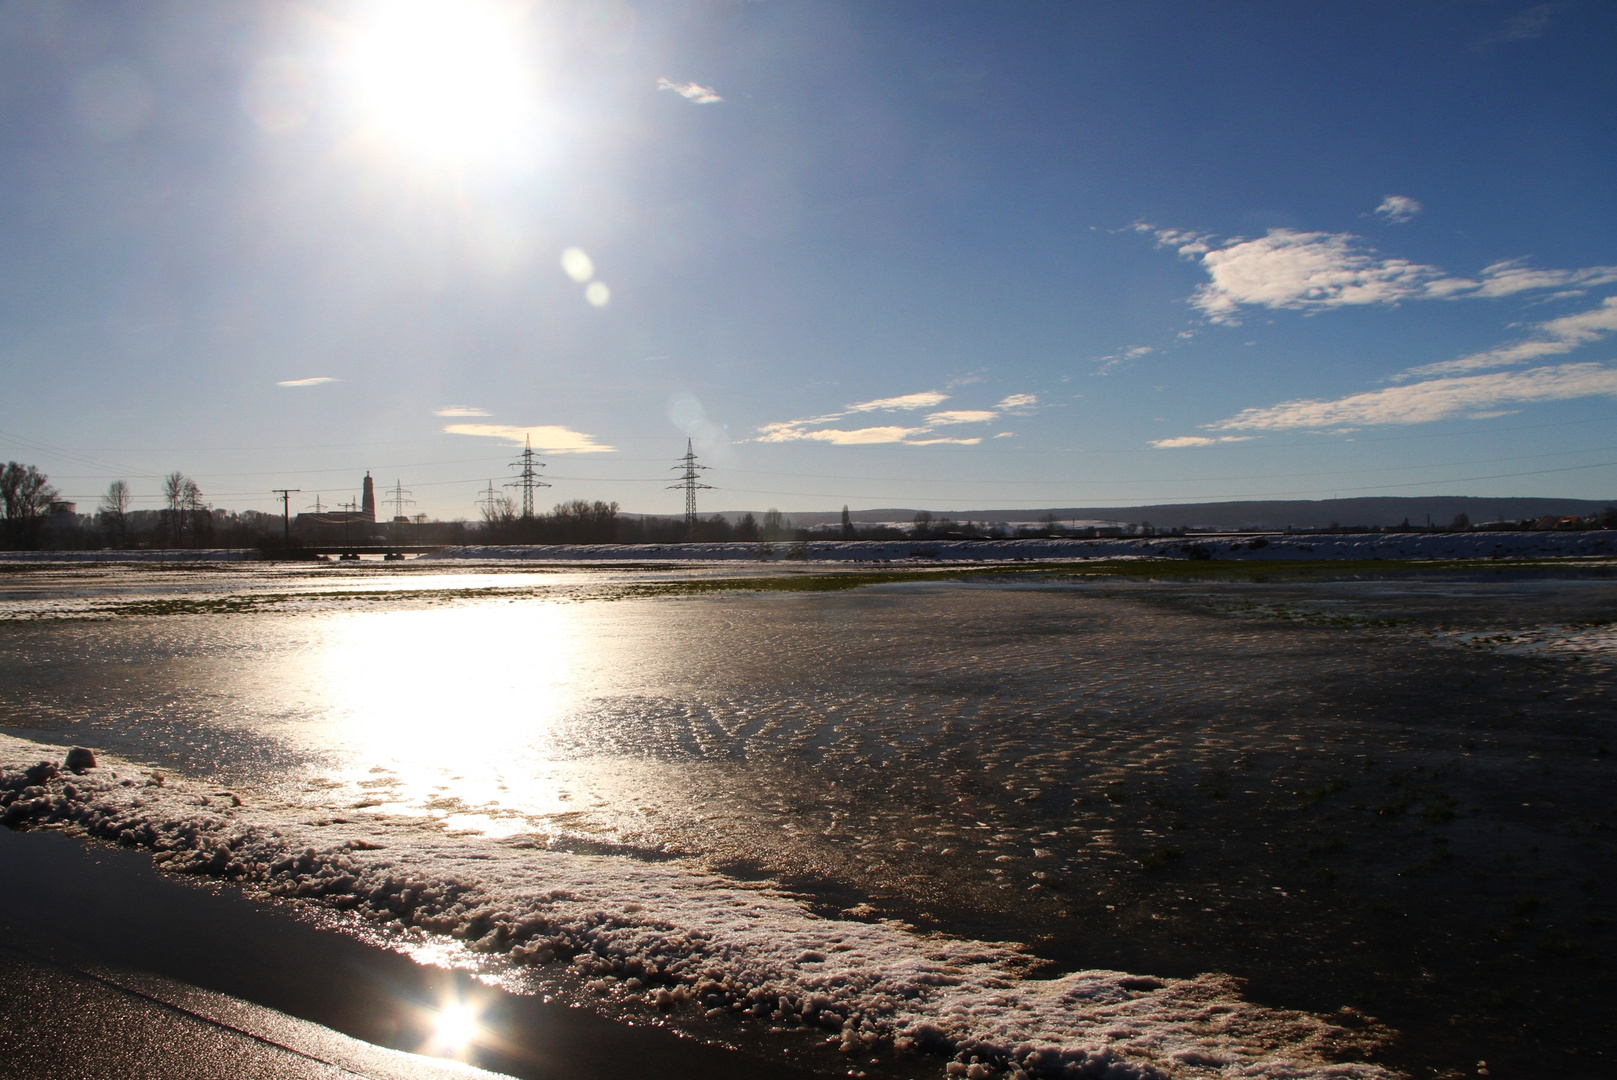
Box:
[294,472,377,544]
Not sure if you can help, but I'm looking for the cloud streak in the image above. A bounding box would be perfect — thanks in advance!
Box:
[1207,363,1617,432]
[434,406,490,417]
[1136,223,1617,324]
[754,389,1037,445]
[657,77,722,104]
[1400,296,1617,379]
[1152,435,1253,449]
[277,376,336,387]
[443,424,615,453]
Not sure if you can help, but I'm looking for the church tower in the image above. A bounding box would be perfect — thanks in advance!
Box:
[361,472,376,522]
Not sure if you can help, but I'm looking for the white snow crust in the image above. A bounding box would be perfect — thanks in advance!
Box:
[0,735,1400,1079]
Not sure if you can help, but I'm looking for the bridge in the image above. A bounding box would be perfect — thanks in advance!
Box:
[276,544,447,558]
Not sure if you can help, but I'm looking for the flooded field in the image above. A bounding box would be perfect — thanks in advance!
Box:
[1,561,1614,1079]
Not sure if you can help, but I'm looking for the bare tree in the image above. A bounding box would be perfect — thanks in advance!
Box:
[162,471,187,546]
[182,478,208,547]
[99,480,131,548]
[0,461,58,550]
[480,493,517,524]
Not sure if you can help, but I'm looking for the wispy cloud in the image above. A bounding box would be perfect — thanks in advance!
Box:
[443,424,614,453]
[754,389,1037,445]
[1136,222,1617,324]
[1374,195,1422,224]
[657,77,722,104]
[1204,363,1617,432]
[926,409,999,425]
[1152,435,1254,449]
[1478,3,1559,47]
[434,406,490,417]
[846,391,950,413]
[1093,345,1153,374]
[1400,296,1617,379]
[277,376,336,387]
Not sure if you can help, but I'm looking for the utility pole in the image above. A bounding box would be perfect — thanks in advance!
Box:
[388,479,414,521]
[505,434,550,519]
[272,489,299,557]
[668,438,712,540]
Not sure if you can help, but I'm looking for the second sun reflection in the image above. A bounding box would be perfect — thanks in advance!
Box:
[303,602,595,837]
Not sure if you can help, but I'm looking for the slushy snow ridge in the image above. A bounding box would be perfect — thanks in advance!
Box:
[1,734,1399,1079]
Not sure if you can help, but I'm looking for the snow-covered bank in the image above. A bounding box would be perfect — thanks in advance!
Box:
[426,530,1615,564]
[1,734,1396,1080]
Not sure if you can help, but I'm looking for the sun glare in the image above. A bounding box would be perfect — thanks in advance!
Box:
[345,0,537,170]
[428,998,481,1056]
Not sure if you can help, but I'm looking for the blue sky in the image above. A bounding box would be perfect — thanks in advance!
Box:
[2,0,1615,517]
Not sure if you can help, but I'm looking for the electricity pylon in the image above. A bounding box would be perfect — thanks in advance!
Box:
[476,480,500,519]
[505,434,550,518]
[387,479,414,520]
[668,438,712,539]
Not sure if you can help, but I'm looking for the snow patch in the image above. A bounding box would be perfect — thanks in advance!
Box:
[0,734,1399,1079]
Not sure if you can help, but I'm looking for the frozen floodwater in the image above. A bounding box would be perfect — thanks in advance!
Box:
[1,562,1614,1078]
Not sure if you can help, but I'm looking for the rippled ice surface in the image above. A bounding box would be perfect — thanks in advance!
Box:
[2,564,1615,1077]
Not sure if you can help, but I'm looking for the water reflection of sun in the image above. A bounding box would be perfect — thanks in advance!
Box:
[309,602,587,832]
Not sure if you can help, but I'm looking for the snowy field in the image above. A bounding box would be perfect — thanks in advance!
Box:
[1,565,1614,1077]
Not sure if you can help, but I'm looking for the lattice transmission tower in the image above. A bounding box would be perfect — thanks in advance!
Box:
[668,438,713,539]
[505,434,551,518]
[387,479,414,521]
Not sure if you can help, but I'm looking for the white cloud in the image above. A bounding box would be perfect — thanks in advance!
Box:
[1207,362,1617,431]
[1374,195,1422,223]
[277,377,336,387]
[443,424,615,453]
[753,389,1034,445]
[926,409,999,425]
[657,77,722,104]
[434,406,489,417]
[1093,345,1153,374]
[846,391,950,413]
[1400,296,1617,378]
[1137,222,1617,324]
[1151,435,1253,449]
[1191,229,1453,322]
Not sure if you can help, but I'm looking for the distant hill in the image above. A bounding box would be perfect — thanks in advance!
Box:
[726,497,1616,531]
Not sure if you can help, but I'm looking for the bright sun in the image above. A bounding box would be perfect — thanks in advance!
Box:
[345,0,536,170]
[429,999,481,1056]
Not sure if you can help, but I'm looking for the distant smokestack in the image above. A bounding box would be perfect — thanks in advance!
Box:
[361,472,375,521]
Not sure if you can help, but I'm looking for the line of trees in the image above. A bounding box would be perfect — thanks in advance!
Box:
[0,463,292,551]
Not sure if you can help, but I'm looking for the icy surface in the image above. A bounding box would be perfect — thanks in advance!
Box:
[0,734,1396,1079]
